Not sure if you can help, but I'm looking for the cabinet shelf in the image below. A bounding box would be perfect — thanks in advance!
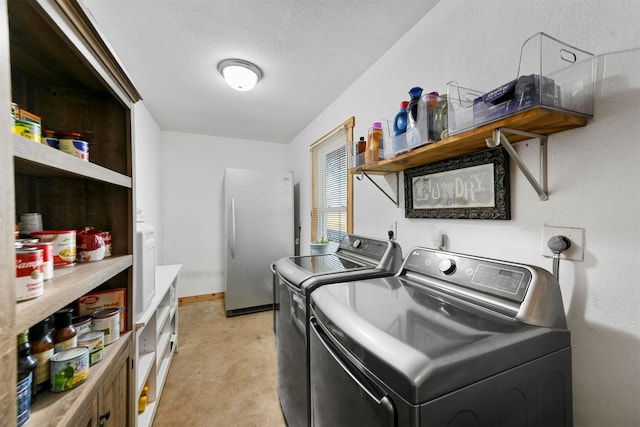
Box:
[14,255,133,334]
[136,350,156,397]
[13,134,132,187]
[136,265,181,427]
[156,306,171,335]
[27,331,132,427]
[351,108,587,175]
[156,332,171,365]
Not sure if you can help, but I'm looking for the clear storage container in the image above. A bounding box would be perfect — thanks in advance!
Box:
[448,32,595,135]
[383,92,439,159]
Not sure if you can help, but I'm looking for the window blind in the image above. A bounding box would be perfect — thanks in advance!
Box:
[311,120,352,247]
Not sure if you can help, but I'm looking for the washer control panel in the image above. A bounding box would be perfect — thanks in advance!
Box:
[403,247,531,303]
[338,235,389,260]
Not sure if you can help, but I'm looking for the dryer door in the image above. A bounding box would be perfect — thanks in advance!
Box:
[310,317,396,427]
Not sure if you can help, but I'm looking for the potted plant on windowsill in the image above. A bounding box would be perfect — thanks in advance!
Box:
[310,236,331,255]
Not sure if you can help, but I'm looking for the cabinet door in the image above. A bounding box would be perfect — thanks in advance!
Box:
[99,336,132,427]
[69,397,98,427]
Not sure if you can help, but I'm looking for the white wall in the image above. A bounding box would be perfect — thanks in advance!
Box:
[288,1,640,426]
[161,131,289,297]
[133,101,165,262]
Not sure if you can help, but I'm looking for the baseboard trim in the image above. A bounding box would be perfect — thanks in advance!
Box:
[179,292,225,305]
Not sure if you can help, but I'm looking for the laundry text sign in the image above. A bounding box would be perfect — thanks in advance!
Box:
[411,163,495,209]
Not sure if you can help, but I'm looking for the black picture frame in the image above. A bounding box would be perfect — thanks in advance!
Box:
[404,147,511,220]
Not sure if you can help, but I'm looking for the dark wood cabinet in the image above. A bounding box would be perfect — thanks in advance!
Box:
[1,0,140,424]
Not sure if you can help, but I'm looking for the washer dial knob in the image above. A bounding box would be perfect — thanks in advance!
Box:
[438,258,457,275]
[352,239,362,249]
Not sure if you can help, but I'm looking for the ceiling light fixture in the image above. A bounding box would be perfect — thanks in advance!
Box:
[217,59,263,91]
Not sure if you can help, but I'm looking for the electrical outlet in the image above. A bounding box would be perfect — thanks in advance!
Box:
[541,226,585,261]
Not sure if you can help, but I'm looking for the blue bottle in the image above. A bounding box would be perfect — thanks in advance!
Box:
[393,101,409,136]
[407,86,423,126]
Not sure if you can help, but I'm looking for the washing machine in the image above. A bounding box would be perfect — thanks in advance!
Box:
[274,234,402,427]
[309,247,572,427]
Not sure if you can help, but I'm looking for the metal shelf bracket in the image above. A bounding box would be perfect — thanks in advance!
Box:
[356,170,400,207]
[486,127,549,201]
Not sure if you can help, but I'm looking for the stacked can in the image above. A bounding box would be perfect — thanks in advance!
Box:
[15,244,44,302]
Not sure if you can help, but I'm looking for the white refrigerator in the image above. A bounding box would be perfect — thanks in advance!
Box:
[224,168,294,316]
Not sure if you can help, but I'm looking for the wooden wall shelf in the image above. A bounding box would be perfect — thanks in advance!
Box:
[350,108,588,176]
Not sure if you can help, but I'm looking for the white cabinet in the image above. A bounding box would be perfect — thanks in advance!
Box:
[135,264,181,427]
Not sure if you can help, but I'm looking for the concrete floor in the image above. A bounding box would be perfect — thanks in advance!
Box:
[153,299,286,427]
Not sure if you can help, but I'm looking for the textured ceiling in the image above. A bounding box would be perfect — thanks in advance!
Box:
[83,0,439,143]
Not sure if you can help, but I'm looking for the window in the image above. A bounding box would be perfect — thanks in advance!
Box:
[311,117,354,251]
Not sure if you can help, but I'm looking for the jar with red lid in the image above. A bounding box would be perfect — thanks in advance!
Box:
[58,131,89,161]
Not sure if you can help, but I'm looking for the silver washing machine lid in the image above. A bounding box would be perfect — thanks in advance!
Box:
[310,276,570,404]
[274,234,402,293]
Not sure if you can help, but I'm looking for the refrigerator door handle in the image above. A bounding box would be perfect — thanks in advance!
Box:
[231,197,236,259]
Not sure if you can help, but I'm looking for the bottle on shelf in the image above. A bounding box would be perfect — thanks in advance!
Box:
[138,385,149,413]
[365,122,384,164]
[432,94,448,141]
[357,136,366,154]
[29,318,54,394]
[53,308,77,353]
[393,101,409,137]
[353,136,367,168]
[407,86,423,130]
[17,330,37,426]
[424,91,439,140]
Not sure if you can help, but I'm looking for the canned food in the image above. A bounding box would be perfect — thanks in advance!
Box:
[91,308,120,345]
[14,119,41,143]
[43,138,59,149]
[24,241,54,281]
[72,315,92,335]
[50,347,89,392]
[59,132,89,161]
[16,247,44,302]
[11,102,19,135]
[31,230,76,267]
[77,331,104,365]
[42,129,59,149]
[16,238,38,245]
[19,212,42,237]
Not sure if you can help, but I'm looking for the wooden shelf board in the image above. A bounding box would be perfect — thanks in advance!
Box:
[13,134,132,187]
[351,108,588,175]
[28,332,132,427]
[15,255,133,334]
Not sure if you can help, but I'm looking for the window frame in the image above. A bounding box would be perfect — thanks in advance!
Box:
[310,117,354,247]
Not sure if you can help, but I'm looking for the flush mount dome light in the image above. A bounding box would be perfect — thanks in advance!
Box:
[217,59,263,91]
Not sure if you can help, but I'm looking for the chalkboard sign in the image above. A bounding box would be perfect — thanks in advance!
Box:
[404,147,510,220]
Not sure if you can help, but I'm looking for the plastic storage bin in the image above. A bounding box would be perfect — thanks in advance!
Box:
[448,32,595,135]
[383,92,440,159]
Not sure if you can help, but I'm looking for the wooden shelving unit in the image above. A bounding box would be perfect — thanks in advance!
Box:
[1,0,141,425]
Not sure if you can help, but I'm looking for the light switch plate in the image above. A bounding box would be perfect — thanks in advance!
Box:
[541,226,585,261]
